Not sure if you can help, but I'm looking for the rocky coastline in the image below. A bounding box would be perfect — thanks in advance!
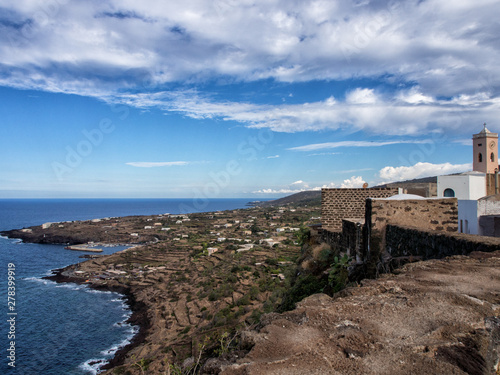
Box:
[43,265,151,371]
[4,201,500,374]
[4,204,318,374]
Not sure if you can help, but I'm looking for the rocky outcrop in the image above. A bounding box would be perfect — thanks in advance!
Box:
[221,251,500,375]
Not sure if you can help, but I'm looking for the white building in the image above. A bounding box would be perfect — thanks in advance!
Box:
[437,171,487,200]
[458,195,500,235]
[437,124,500,235]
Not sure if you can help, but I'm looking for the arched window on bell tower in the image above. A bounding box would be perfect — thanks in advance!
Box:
[491,152,495,162]
[478,153,483,163]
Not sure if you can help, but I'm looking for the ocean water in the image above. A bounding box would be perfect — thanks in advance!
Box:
[0,198,257,374]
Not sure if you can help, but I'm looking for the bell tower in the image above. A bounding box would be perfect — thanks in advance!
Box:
[472,123,498,174]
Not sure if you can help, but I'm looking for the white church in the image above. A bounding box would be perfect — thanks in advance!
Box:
[437,124,500,235]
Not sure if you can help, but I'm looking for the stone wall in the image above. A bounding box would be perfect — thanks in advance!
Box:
[321,188,399,231]
[342,219,365,262]
[478,194,500,215]
[365,198,458,273]
[478,215,500,237]
[322,196,500,279]
[367,197,458,234]
[385,224,500,259]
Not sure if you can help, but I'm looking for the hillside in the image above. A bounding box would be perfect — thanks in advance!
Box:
[219,251,500,374]
[257,190,321,207]
[3,203,322,374]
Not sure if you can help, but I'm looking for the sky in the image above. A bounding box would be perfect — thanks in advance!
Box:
[1,0,499,198]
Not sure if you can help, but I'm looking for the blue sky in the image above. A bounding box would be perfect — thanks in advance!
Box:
[1,0,499,198]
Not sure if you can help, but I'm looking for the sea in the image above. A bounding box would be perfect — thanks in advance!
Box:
[0,198,259,375]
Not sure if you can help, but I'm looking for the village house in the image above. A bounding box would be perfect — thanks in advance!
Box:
[207,247,218,256]
[437,125,500,235]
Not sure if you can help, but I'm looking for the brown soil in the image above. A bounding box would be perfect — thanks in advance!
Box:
[220,251,500,375]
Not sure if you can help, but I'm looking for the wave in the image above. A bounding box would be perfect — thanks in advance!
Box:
[24,276,57,286]
[55,283,82,291]
[85,289,114,295]
[25,277,85,291]
[79,358,107,375]
[100,322,139,356]
[99,335,131,356]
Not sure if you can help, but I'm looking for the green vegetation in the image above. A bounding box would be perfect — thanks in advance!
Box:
[278,274,327,312]
[295,226,311,246]
[325,254,350,294]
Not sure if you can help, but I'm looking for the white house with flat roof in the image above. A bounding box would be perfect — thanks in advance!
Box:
[437,171,487,200]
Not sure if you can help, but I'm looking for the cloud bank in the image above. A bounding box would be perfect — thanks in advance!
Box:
[378,162,472,182]
[1,0,499,134]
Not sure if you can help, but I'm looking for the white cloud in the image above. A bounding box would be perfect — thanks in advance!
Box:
[397,87,434,104]
[104,90,500,135]
[253,188,307,195]
[289,140,433,152]
[340,176,366,188]
[267,155,280,159]
[453,139,473,146]
[378,162,472,182]
[253,180,337,194]
[346,88,378,104]
[1,1,500,135]
[126,161,189,168]
[307,152,340,156]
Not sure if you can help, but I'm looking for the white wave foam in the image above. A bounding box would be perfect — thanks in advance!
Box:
[79,358,107,375]
[128,325,139,335]
[55,283,82,290]
[24,277,56,286]
[85,289,113,295]
[101,329,139,356]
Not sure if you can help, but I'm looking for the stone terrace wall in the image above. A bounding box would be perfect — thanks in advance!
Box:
[321,188,399,231]
[386,224,500,259]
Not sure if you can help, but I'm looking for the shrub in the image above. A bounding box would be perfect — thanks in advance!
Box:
[230,265,240,273]
[236,295,250,306]
[295,226,311,246]
[249,285,259,300]
[265,258,278,266]
[278,274,327,313]
[326,254,350,294]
